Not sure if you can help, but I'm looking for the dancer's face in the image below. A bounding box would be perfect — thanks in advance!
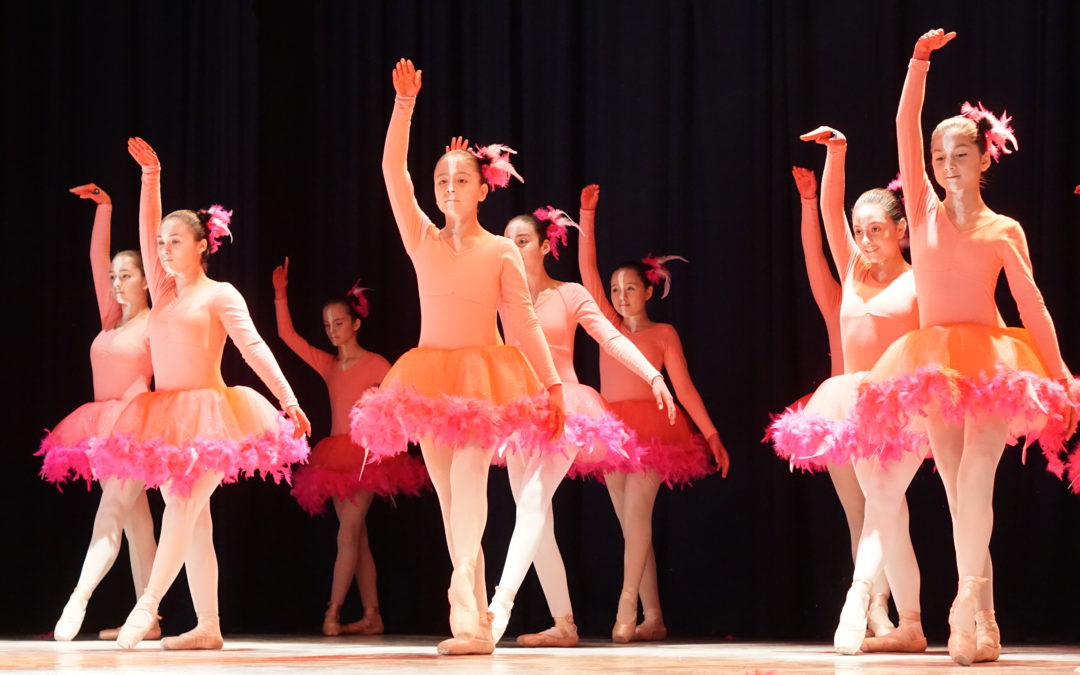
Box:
[504,218,550,268]
[610,268,653,319]
[434,153,488,218]
[110,253,148,308]
[323,302,360,347]
[930,128,990,194]
[851,204,906,265]
[157,217,207,276]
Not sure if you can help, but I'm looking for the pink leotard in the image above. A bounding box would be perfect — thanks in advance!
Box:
[139,168,298,407]
[88,203,152,401]
[382,96,559,388]
[275,298,391,434]
[898,59,1068,379]
[820,145,919,372]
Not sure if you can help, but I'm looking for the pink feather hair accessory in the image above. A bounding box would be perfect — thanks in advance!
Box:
[346,280,371,318]
[960,101,1018,162]
[1074,185,1079,195]
[469,143,524,190]
[886,173,903,194]
[641,253,688,299]
[533,206,580,260]
[198,204,234,254]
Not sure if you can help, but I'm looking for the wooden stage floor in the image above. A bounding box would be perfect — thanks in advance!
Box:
[3,636,1079,673]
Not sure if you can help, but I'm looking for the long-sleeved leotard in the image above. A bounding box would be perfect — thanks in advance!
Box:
[39,203,153,484]
[276,297,429,514]
[94,167,308,496]
[350,95,561,457]
[850,58,1077,471]
[799,193,844,378]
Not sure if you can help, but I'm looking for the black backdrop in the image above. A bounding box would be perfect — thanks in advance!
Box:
[3,1,1079,642]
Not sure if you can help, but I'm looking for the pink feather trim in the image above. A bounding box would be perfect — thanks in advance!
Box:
[641,253,688,299]
[291,450,430,515]
[886,173,903,194]
[36,437,95,491]
[960,101,1018,162]
[469,143,524,190]
[532,206,580,260]
[572,435,709,488]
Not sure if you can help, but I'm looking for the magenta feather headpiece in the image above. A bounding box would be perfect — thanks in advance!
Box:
[960,101,1018,162]
[197,204,233,254]
[641,253,688,299]
[532,206,580,260]
[469,143,524,190]
[346,280,371,319]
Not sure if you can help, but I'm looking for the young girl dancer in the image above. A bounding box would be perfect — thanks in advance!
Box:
[349,60,565,656]
[273,258,429,636]
[488,205,676,646]
[39,184,159,641]
[772,131,923,654]
[108,137,311,650]
[577,184,730,642]
[850,29,1077,665]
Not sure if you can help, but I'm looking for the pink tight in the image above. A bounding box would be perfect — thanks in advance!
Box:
[605,471,663,620]
[329,492,377,613]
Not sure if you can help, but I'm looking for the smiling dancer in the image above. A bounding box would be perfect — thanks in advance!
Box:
[39,184,159,641]
[348,60,565,655]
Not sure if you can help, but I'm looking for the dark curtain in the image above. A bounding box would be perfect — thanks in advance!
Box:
[3,0,1078,641]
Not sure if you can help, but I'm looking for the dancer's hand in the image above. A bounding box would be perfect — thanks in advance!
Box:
[913,28,955,61]
[285,404,312,438]
[70,183,111,205]
[707,433,730,478]
[547,384,566,441]
[127,137,160,169]
[791,167,817,200]
[650,376,677,426]
[272,256,289,298]
[392,58,422,97]
[800,126,846,147]
[580,184,600,210]
[445,136,470,153]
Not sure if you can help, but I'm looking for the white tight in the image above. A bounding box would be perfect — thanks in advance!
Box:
[329,491,377,612]
[70,478,156,600]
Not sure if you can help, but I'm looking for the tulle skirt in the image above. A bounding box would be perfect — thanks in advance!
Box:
[37,399,129,487]
[495,382,641,474]
[849,324,1078,482]
[582,399,712,487]
[290,435,431,515]
[766,373,867,472]
[349,346,553,459]
[89,386,310,497]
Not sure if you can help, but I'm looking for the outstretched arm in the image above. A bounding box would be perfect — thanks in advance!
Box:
[127,137,168,303]
[382,58,433,254]
[662,327,729,476]
[272,256,335,374]
[576,184,620,326]
[72,183,122,330]
[791,167,842,323]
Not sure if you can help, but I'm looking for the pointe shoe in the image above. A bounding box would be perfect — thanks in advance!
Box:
[612,589,638,644]
[634,608,668,641]
[517,615,579,648]
[322,604,343,637]
[53,589,90,641]
[447,559,481,639]
[436,611,494,655]
[867,593,896,637]
[974,609,1001,663]
[488,586,515,644]
[833,578,873,655]
[860,611,927,653]
[341,608,384,636]
[161,624,223,650]
[116,605,157,650]
[99,616,161,641]
[948,576,988,666]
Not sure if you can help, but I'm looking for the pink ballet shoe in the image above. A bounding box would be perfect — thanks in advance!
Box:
[974,609,1001,663]
[436,611,494,655]
[833,578,872,655]
[866,592,895,637]
[161,626,223,650]
[633,608,668,642]
[948,576,987,666]
[488,586,515,644]
[322,604,343,636]
[53,589,90,641]
[341,608,384,636]
[115,607,156,650]
[446,559,480,639]
[517,615,579,648]
[612,589,638,644]
[860,610,927,653]
[99,616,161,641]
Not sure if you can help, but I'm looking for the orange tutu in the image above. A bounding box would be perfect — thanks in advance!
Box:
[91,386,309,496]
[37,399,129,487]
[594,399,712,487]
[350,346,552,459]
[766,373,868,471]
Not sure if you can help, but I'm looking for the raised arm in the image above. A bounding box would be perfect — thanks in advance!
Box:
[897,29,955,224]
[661,326,729,476]
[382,59,434,254]
[127,137,169,303]
[213,283,311,436]
[577,184,620,325]
[72,183,122,330]
[272,257,335,374]
[800,128,860,275]
[791,167,842,320]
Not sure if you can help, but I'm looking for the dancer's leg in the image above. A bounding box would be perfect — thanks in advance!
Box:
[608,471,661,643]
[161,501,223,649]
[322,495,366,635]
